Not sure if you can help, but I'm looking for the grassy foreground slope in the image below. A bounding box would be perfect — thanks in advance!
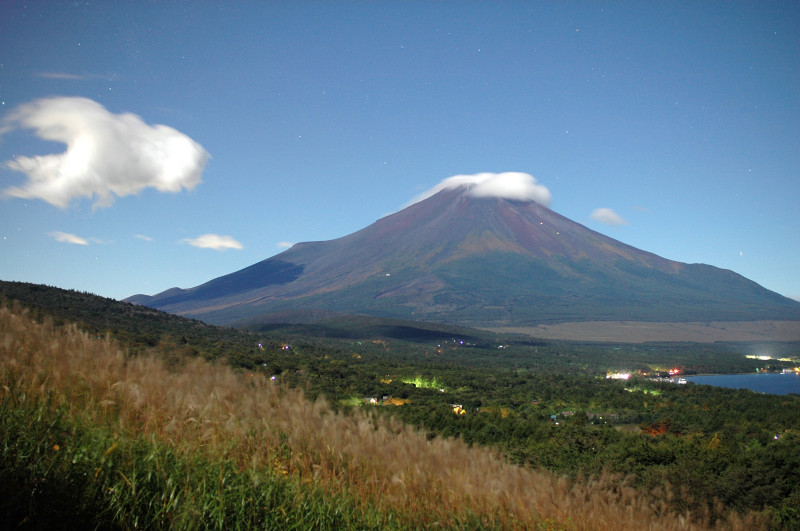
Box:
[0,304,763,530]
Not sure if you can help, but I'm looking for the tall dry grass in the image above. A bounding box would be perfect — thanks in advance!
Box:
[0,304,766,529]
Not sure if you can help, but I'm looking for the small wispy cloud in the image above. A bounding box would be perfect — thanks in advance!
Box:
[36,71,103,81]
[409,172,552,207]
[182,234,243,251]
[134,234,154,242]
[277,241,294,249]
[48,231,89,245]
[1,96,209,209]
[590,208,628,226]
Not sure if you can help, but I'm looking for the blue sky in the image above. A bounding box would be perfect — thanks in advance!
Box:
[1,1,798,303]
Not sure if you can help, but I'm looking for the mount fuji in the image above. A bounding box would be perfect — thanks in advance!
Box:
[127,180,800,329]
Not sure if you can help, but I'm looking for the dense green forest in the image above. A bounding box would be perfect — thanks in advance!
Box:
[2,280,799,527]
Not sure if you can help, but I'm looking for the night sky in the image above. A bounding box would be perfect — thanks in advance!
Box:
[1,1,798,302]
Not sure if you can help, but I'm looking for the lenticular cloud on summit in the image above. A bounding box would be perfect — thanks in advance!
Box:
[410,172,552,207]
[1,97,209,208]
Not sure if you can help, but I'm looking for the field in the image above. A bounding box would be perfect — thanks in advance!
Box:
[489,320,800,343]
[2,304,762,530]
[2,282,800,529]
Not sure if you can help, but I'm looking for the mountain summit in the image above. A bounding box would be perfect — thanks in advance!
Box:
[128,185,800,327]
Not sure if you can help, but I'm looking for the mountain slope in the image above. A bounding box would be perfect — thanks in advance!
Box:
[127,187,800,326]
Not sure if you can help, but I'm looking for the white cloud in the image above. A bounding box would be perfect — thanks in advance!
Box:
[409,172,552,207]
[591,208,628,226]
[134,234,154,242]
[277,241,294,248]
[36,72,102,80]
[49,231,89,245]
[1,97,209,208]
[182,234,243,251]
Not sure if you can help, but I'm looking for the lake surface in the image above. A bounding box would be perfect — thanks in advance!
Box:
[684,372,800,395]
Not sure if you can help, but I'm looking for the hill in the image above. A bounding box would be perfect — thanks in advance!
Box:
[4,280,800,528]
[5,302,775,530]
[0,279,487,341]
[127,186,800,328]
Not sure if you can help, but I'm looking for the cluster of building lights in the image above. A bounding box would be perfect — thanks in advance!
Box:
[607,368,681,380]
[746,354,798,362]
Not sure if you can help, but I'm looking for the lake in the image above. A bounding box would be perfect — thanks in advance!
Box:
[684,372,800,395]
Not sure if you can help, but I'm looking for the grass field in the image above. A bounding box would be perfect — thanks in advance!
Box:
[1,304,769,529]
